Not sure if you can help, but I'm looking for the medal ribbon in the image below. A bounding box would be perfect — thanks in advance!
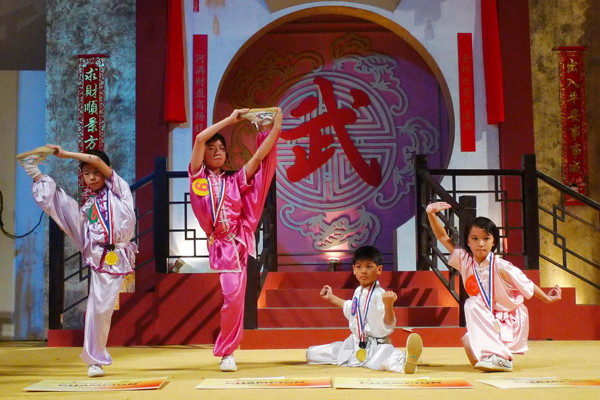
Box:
[94,190,114,248]
[472,252,495,311]
[207,175,226,234]
[355,282,376,345]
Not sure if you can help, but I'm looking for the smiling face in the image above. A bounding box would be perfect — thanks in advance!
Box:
[352,259,383,288]
[204,139,227,171]
[467,226,495,264]
[81,163,106,192]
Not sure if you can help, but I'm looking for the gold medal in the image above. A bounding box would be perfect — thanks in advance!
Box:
[356,348,367,362]
[209,234,214,246]
[105,251,119,265]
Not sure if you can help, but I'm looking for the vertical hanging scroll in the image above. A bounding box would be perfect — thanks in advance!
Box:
[556,46,588,203]
[458,33,476,152]
[78,54,107,203]
[193,35,208,143]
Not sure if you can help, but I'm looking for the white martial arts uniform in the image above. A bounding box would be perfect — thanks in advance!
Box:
[33,171,136,366]
[306,282,408,372]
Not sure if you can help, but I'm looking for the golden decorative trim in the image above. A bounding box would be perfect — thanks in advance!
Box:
[264,0,401,13]
[214,6,455,151]
[330,33,372,60]
[228,50,324,109]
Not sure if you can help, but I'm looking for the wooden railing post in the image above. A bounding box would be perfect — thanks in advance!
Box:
[244,255,259,329]
[153,156,169,273]
[522,153,540,270]
[415,154,430,271]
[458,195,476,327]
[48,219,64,330]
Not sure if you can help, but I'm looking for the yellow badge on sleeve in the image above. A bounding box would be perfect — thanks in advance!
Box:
[192,178,209,196]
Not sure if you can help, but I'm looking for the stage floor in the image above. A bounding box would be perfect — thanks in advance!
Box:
[1,340,599,399]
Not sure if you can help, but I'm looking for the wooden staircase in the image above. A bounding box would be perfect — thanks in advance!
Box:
[241,269,600,349]
[242,271,466,349]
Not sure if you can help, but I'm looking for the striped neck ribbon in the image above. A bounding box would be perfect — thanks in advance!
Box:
[472,252,495,311]
[356,282,377,346]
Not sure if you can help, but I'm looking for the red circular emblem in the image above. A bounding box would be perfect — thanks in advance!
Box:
[465,274,480,296]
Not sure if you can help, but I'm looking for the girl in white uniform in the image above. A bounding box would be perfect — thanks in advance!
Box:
[426,202,561,371]
[18,145,136,377]
[306,245,423,373]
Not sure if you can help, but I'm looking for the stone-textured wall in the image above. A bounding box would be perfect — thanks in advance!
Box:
[46,0,135,328]
[530,0,600,303]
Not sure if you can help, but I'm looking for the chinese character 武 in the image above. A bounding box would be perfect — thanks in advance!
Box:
[281,77,382,187]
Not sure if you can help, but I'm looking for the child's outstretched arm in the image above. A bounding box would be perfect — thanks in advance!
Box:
[382,290,397,326]
[320,285,345,308]
[533,284,561,303]
[46,145,112,178]
[498,269,562,303]
[190,108,249,175]
[244,107,282,179]
[426,202,455,253]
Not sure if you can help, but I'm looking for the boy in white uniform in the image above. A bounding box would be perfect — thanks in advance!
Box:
[306,245,423,373]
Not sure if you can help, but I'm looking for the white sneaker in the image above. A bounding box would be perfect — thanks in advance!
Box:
[475,355,513,372]
[403,333,423,374]
[88,364,104,377]
[220,355,237,372]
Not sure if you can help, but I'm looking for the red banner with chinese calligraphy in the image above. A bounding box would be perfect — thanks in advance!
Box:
[193,35,208,142]
[557,46,588,203]
[458,33,476,152]
[78,55,106,203]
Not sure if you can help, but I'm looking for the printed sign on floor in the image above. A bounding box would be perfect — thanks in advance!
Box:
[24,377,167,392]
[196,377,331,389]
[478,377,600,389]
[334,377,474,389]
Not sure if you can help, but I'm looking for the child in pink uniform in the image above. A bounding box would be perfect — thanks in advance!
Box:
[17,145,136,378]
[426,202,561,372]
[189,108,282,372]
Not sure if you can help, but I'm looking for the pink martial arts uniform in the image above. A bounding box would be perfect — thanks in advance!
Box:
[449,247,535,362]
[189,129,277,357]
[32,171,137,366]
[306,283,409,372]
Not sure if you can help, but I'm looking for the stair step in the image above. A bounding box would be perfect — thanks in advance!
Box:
[265,288,440,307]
[258,306,458,328]
[259,271,459,308]
[241,327,467,349]
[262,271,456,289]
